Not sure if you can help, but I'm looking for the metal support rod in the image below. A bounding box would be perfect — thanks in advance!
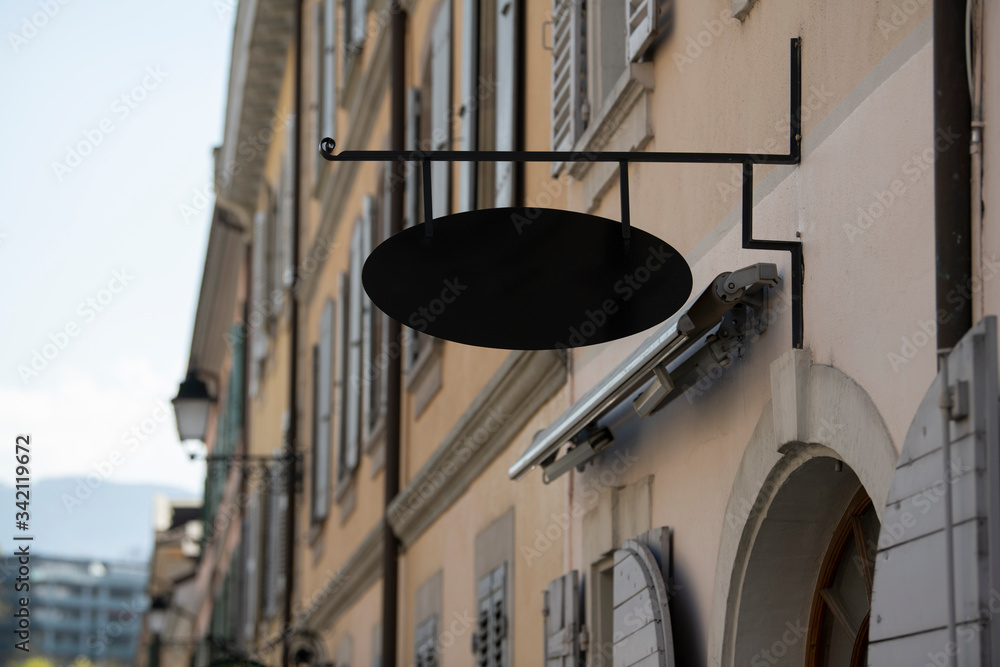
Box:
[938,349,957,664]
[789,37,802,161]
[422,159,433,236]
[619,160,631,240]
[741,161,804,348]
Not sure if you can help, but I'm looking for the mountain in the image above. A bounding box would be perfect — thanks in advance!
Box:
[0,478,199,562]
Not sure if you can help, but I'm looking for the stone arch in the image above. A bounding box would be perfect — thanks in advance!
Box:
[706,349,898,666]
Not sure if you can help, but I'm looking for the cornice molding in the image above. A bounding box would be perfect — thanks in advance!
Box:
[387,349,568,546]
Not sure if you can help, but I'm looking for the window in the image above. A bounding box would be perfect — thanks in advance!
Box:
[473,563,508,667]
[313,299,334,521]
[415,616,438,667]
[336,206,367,494]
[263,459,287,619]
[343,0,366,63]
[806,489,880,667]
[459,0,520,211]
[365,170,391,445]
[404,85,443,414]
[316,0,337,185]
[550,0,663,165]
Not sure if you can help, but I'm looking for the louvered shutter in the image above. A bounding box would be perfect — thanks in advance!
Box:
[264,463,287,618]
[494,0,517,207]
[314,300,334,519]
[869,316,1000,664]
[612,529,676,667]
[415,616,438,667]
[430,0,452,219]
[543,570,580,667]
[405,87,421,229]
[282,114,296,289]
[473,563,508,667]
[351,0,366,49]
[322,0,337,139]
[378,182,390,417]
[626,0,659,63]
[361,195,375,436]
[550,0,586,153]
[336,272,351,481]
[458,0,478,213]
[243,491,261,641]
[346,220,363,474]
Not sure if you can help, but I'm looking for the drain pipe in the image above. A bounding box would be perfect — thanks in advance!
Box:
[381,3,406,667]
[283,1,304,665]
[933,0,972,349]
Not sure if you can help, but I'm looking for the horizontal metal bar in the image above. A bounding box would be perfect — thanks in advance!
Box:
[319,141,800,166]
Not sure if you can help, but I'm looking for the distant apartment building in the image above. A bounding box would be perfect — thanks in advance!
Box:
[0,555,148,666]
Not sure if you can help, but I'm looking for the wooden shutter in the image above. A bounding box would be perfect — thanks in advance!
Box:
[415,615,438,667]
[543,570,580,667]
[626,0,659,63]
[869,317,1000,664]
[346,219,363,474]
[314,300,334,519]
[494,0,517,207]
[264,463,287,618]
[612,529,676,667]
[359,195,375,439]
[430,0,452,219]
[322,0,337,139]
[336,273,350,481]
[404,86,424,374]
[243,491,261,641]
[458,0,478,213]
[550,0,586,152]
[474,563,508,667]
[283,114,296,289]
[351,0,366,49]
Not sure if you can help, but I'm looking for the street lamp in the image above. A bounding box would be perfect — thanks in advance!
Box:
[171,371,214,441]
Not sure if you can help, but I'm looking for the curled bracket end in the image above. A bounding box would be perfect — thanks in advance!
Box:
[319,137,337,161]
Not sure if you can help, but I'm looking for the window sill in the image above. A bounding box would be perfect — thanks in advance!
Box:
[405,337,443,418]
[558,62,655,213]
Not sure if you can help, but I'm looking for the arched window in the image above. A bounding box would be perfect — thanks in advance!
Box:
[806,488,880,666]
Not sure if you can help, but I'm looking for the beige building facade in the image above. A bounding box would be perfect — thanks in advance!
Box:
[157,0,1000,665]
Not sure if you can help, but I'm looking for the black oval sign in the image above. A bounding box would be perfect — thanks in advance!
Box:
[362,208,692,349]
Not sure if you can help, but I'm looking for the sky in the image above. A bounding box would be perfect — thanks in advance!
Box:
[0,0,239,498]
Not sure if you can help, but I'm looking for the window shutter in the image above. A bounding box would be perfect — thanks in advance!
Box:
[346,221,363,474]
[550,0,586,152]
[458,0,478,213]
[322,0,337,140]
[359,195,374,440]
[405,87,421,229]
[430,0,452,219]
[378,180,391,417]
[612,529,676,667]
[250,210,268,397]
[351,0,366,50]
[494,0,517,207]
[243,491,261,641]
[336,272,351,480]
[314,300,334,519]
[473,563,508,667]
[626,0,659,63]
[282,114,296,289]
[264,464,288,618]
[543,570,579,667]
[415,616,438,667]
[869,317,1000,664]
